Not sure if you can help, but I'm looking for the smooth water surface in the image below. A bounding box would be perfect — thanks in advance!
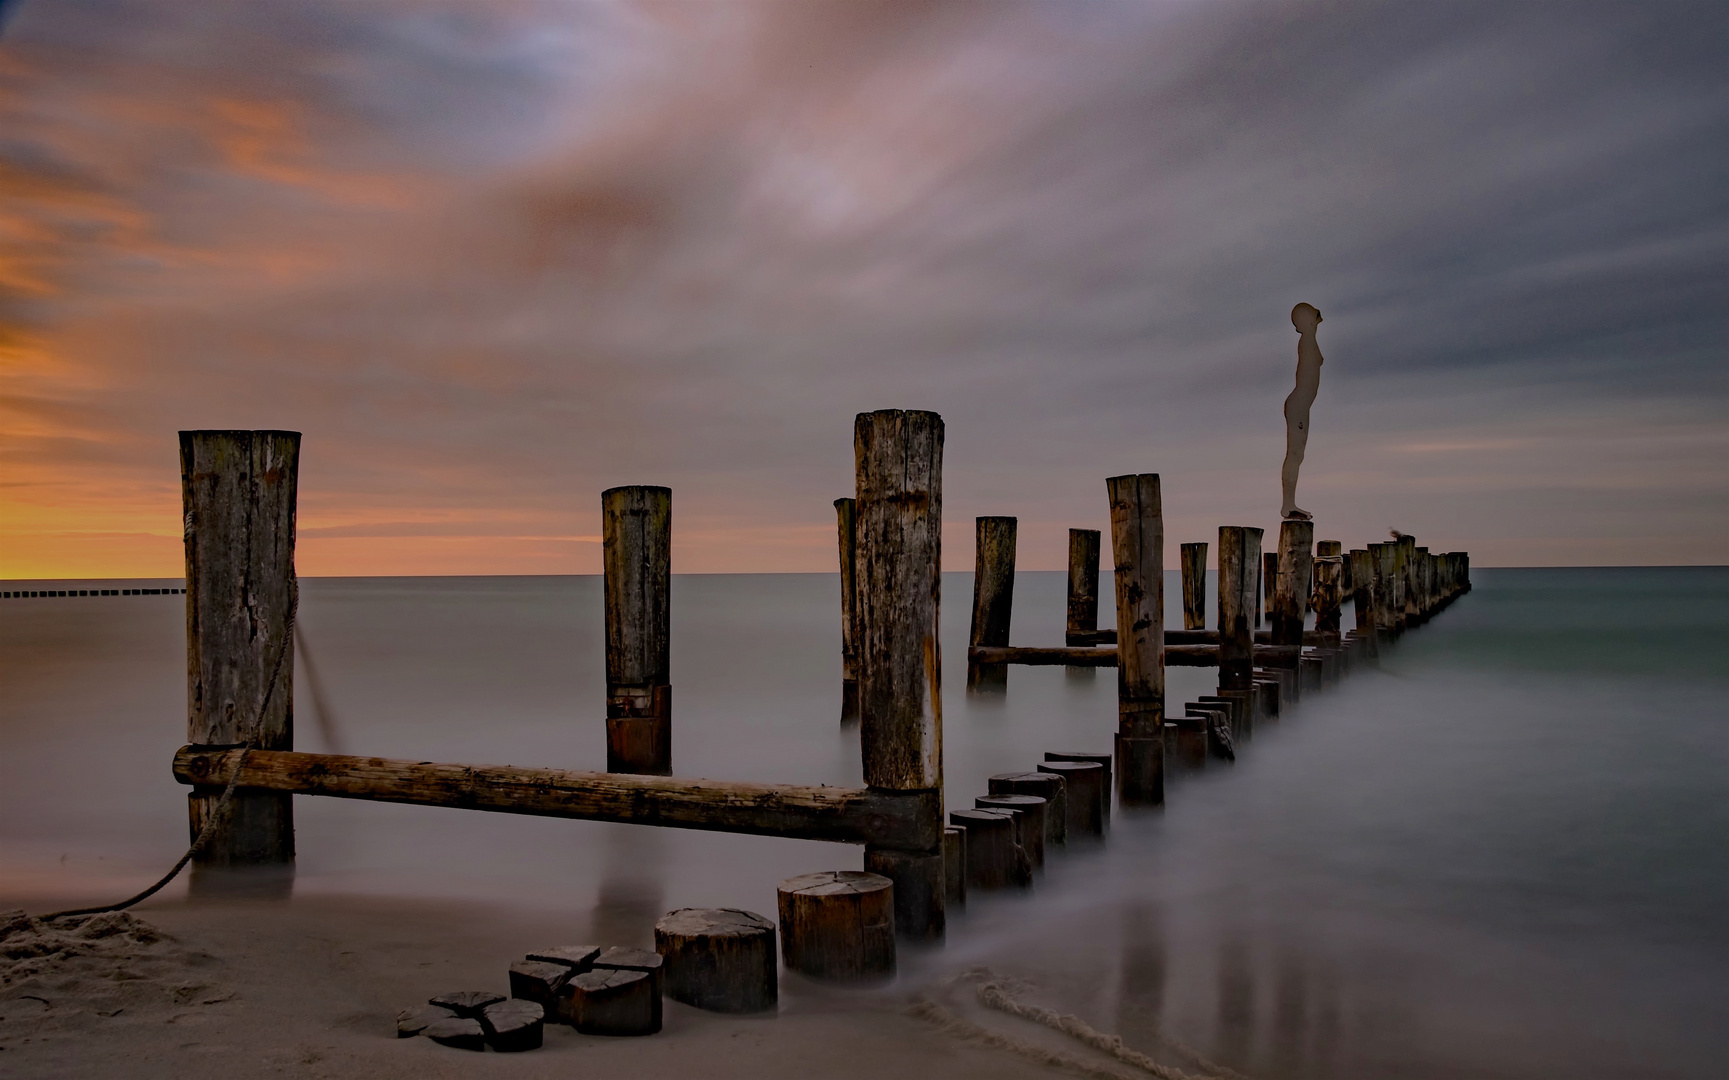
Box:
[3,567,1725,1077]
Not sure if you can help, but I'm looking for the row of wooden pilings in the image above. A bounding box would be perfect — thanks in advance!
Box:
[167,414,1467,978]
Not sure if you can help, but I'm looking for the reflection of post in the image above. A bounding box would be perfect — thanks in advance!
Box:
[1180,542,1208,631]
[854,410,945,941]
[1271,520,1314,651]
[967,517,1016,690]
[1217,527,1262,693]
[835,498,860,722]
[182,429,299,869]
[1065,529,1101,645]
[1107,474,1163,804]
[603,486,672,775]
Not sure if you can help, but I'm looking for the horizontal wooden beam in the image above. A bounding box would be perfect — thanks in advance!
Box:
[970,644,1302,668]
[172,747,939,850]
[1063,629,1329,647]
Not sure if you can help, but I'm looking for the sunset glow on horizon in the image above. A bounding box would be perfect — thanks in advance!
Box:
[4,1,1725,580]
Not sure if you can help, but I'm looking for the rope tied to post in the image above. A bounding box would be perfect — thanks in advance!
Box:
[40,593,298,921]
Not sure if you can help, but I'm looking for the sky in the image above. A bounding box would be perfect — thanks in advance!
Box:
[2,0,1725,578]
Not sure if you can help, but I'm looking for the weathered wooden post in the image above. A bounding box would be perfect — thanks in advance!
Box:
[182,429,299,869]
[1262,552,1278,629]
[1217,527,1262,695]
[1373,542,1397,634]
[1180,542,1207,632]
[1349,548,1378,658]
[1271,520,1314,653]
[1416,547,1433,618]
[1065,529,1101,646]
[1313,547,1343,639]
[1107,474,1163,804]
[854,409,945,941]
[1399,534,1419,627]
[967,516,1016,690]
[603,486,672,775]
[835,498,860,721]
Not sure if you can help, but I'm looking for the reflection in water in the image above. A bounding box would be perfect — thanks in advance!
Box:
[593,824,667,948]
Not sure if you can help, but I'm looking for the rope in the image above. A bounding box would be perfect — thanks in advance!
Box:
[40,592,297,921]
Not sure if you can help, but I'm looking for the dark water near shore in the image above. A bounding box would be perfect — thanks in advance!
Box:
[3,568,1726,1077]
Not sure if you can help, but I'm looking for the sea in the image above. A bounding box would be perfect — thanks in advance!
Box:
[2,567,1725,1078]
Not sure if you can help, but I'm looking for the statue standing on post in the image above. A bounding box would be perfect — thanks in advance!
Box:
[1280,302,1324,521]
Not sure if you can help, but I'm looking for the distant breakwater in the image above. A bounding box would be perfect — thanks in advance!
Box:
[3,587,184,599]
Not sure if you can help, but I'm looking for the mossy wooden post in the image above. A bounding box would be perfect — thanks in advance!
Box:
[1349,548,1378,658]
[1271,520,1314,652]
[1217,527,1261,694]
[182,429,299,868]
[1180,542,1207,632]
[1107,474,1163,804]
[836,498,860,721]
[603,485,672,775]
[1065,529,1101,646]
[967,516,1017,690]
[854,409,945,941]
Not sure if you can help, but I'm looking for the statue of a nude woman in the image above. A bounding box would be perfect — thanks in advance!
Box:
[1281,303,1323,521]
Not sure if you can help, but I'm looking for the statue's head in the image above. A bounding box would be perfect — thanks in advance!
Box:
[1291,303,1322,331]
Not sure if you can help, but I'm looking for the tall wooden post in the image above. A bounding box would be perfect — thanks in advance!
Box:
[1217,527,1262,693]
[835,498,860,721]
[1349,548,1378,657]
[1271,520,1314,651]
[1179,542,1207,632]
[1416,547,1433,617]
[1107,474,1163,804]
[1373,542,1397,633]
[1262,552,1278,630]
[603,486,672,775]
[1398,535,1417,628]
[967,517,1017,690]
[1313,541,1343,639]
[854,410,945,941]
[1065,529,1101,645]
[182,430,299,868]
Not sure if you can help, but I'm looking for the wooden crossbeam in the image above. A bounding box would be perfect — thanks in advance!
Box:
[173,747,940,850]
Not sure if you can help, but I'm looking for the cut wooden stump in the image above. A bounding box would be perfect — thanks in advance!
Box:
[508,960,572,1011]
[1166,724,1206,773]
[943,827,966,906]
[593,947,665,1001]
[1036,761,1105,837]
[397,1005,455,1038]
[948,809,1030,889]
[974,795,1046,869]
[482,998,545,1052]
[776,871,895,982]
[429,990,505,1018]
[527,945,600,970]
[424,1016,486,1050]
[654,908,777,1014]
[987,772,1066,846]
[562,968,661,1036]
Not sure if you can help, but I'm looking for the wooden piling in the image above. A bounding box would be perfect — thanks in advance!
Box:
[943,826,966,906]
[1271,520,1315,653]
[1106,473,1164,804]
[947,809,1029,890]
[967,516,1017,690]
[1217,527,1262,694]
[1349,548,1378,658]
[1180,542,1207,631]
[1065,529,1101,646]
[974,795,1047,869]
[835,498,860,721]
[1399,535,1419,626]
[1416,547,1433,618]
[1262,551,1278,631]
[1313,553,1343,638]
[777,871,895,981]
[853,409,945,941]
[988,772,1066,846]
[1038,760,1105,836]
[603,485,672,775]
[654,908,777,1014]
[181,429,299,868]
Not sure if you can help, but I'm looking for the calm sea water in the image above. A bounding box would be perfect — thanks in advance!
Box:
[2,567,1725,1077]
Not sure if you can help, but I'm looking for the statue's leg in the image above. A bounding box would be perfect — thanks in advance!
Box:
[1281,414,1310,516]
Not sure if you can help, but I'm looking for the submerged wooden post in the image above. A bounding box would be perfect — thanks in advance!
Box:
[967,516,1017,690]
[1180,542,1207,631]
[1271,520,1315,652]
[1217,527,1262,693]
[1107,473,1163,804]
[603,486,672,775]
[1065,529,1101,645]
[854,409,945,941]
[182,429,299,868]
[836,498,860,721]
